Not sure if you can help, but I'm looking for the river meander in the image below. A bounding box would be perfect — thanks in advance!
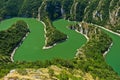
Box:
[0,18,86,61]
[0,18,120,75]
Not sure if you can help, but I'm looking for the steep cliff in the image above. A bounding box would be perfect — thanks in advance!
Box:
[37,0,120,33]
[1,0,119,34]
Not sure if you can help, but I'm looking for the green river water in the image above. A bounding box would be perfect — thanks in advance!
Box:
[0,18,86,61]
[0,18,120,74]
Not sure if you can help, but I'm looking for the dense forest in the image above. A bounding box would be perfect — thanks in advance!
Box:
[0,0,119,33]
[0,20,30,62]
[0,56,120,79]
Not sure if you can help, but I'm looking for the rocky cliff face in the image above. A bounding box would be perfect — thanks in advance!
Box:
[3,65,95,80]
[1,0,119,33]
[37,0,120,33]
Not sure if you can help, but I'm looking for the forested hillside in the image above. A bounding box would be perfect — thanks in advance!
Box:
[0,0,120,33]
[0,20,29,62]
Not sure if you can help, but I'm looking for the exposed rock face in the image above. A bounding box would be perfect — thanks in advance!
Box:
[68,22,112,59]
[37,0,120,33]
[0,0,119,33]
[38,1,47,21]
[3,65,95,80]
[109,0,120,26]
[70,0,78,20]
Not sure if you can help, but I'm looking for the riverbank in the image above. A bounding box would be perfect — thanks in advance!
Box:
[41,21,56,49]
[74,29,88,59]
[103,43,113,57]
[91,23,120,37]
[41,21,68,50]
[3,18,86,61]
[69,22,114,59]
[90,23,120,57]
[10,24,30,62]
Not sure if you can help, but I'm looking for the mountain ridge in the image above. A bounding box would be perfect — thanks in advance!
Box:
[0,0,120,33]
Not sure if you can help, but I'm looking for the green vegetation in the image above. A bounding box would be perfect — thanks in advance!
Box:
[1,18,120,79]
[17,69,28,75]
[75,1,88,21]
[0,18,86,61]
[18,0,42,18]
[39,1,68,47]
[42,17,67,47]
[0,0,119,33]
[68,22,112,56]
[109,0,118,12]
[68,22,120,76]
[62,0,74,19]
[57,71,69,80]
[0,0,42,19]
[83,0,99,23]
[99,0,111,25]
[0,0,23,19]
[0,20,29,62]
[0,58,120,79]
[111,25,120,33]
[46,0,62,20]
[102,28,120,75]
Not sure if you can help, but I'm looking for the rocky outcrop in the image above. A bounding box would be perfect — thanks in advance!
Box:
[109,0,120,27]
[38,1,47,21]
[3,65,95,80]
[68,22,112,58]
[70,0,78,20]
[38,0,120,33]
[1,0,119,33]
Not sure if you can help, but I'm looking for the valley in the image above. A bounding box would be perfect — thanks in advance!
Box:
[0,18,86,61]
[1,17,120,76]
[0,17,120,79]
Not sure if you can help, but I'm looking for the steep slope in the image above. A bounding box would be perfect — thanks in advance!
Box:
[38,1,67,48]
[1,0,119,33]
[1,58,120,80]
[3,65,95,80]
[0,20,30,62]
